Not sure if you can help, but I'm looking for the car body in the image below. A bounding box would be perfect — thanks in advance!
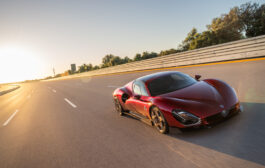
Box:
[113,71,242,134]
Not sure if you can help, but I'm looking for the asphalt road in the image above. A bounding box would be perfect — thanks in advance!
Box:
[0,59,265,168]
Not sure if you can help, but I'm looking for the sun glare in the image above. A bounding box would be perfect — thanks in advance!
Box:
[0,45,44,84]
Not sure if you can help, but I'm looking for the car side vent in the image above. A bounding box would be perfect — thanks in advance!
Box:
[122,94,129,103]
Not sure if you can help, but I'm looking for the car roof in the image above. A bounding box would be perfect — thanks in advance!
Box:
[136,71,180,83]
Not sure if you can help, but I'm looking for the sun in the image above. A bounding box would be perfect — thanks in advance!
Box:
[0,45,44,84]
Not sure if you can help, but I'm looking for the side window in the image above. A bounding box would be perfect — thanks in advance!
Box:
[139,82,149,96]
[133,81,149,96]
[133,84,142,95]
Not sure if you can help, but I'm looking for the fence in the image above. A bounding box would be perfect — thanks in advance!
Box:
[51,35,265,80]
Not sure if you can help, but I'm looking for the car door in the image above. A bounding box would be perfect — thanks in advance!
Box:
[123,81,138,112]
[131,81,150,117]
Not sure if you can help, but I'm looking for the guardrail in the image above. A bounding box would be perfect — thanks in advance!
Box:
[51,34,265,80]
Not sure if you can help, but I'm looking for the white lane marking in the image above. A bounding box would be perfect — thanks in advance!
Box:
[52,89,57,93]
[107,85,120,88]
[3,110,19,126]
[64,98,77,108]
[27,94,31,99]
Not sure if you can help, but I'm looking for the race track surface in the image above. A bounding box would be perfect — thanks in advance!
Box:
[0,59,265,168]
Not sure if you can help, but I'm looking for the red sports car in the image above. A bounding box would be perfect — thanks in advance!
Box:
[113,71,242,134]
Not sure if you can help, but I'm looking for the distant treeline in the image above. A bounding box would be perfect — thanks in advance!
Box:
[49,2,265,79]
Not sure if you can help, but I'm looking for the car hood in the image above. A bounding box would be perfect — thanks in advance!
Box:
[159,81,225,117]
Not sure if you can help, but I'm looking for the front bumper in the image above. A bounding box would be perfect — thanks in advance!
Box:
[169,104,242,128]
[202,104,243,125]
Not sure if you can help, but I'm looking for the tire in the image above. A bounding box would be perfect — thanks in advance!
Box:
[114,98,124,116]
[150,106,169,134]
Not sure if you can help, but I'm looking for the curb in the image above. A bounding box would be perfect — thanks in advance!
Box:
[0,85,20,96]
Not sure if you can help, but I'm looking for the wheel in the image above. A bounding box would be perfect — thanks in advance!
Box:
[114,98,124,116]
[150,107,169,134]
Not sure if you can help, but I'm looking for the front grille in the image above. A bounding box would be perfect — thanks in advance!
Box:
[205,113,223,124]
[205,105,240,125]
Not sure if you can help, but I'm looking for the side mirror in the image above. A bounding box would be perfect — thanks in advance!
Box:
[195,75,201,81]
[134,95,141,100]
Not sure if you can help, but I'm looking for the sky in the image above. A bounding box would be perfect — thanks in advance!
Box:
[0,0,264,83]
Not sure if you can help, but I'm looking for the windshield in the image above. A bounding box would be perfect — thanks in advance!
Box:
[147,72,196,96]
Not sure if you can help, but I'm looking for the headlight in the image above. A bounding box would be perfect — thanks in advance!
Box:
[172,109,200,125]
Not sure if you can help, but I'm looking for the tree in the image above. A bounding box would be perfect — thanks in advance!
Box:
[133,52,158,61]
[178,28,200,51]
[239,3,265,37]
[110,56,123,66]
[78,64,86,73]
[93,65,100,70]
[178,6,244,51]
[194,31,217,48]
[102,54,115,67]
[142,52,158,59]
[134,53,142,61]
[207,7,242,43]
[45,76,52,79]
[123,56,132,63]
[159,48,179,56]
[101,54,131,67]
[55,74,61,78]
[78,63,93,73]
[67,70,73,75]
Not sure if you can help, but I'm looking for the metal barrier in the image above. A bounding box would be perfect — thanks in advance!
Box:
[49,35,265,80]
